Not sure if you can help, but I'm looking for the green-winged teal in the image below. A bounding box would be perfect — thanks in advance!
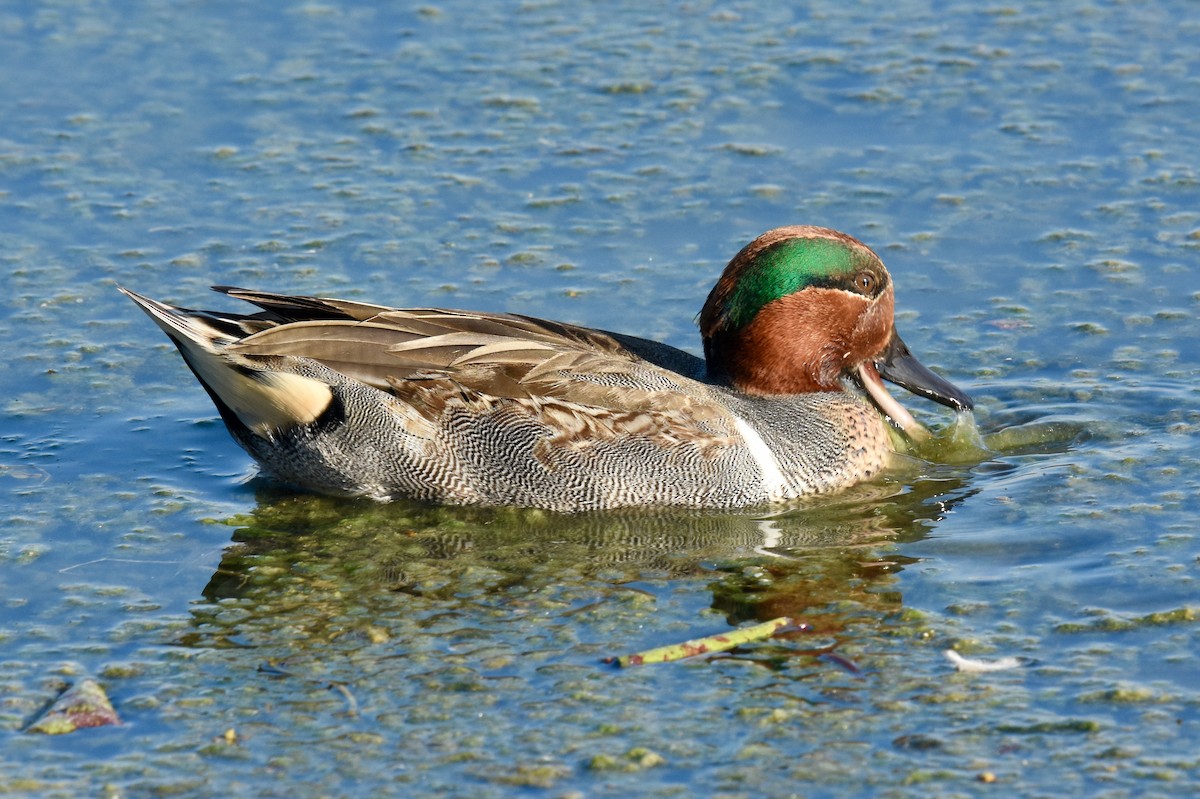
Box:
[122,225,971,511]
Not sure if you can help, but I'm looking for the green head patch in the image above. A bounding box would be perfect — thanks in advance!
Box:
[720,236,883,330]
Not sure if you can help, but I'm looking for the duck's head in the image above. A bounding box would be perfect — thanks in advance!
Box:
[699,225,972,437]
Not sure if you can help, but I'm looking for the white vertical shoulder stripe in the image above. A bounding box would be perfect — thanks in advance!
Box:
[731,415,788,500]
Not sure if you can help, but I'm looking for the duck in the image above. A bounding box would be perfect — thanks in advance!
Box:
[121,225,971,512]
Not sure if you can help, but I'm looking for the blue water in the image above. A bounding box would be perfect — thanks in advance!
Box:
[2,1,1199,796]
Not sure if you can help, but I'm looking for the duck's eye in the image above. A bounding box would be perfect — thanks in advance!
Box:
[852,271,875,295]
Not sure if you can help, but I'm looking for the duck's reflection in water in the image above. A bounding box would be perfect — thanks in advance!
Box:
[195,471,974,653]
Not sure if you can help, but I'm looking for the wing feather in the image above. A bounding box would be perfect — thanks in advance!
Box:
[217,290,726,436]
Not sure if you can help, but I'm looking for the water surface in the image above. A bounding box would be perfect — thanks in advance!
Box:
[2,1,1199,796]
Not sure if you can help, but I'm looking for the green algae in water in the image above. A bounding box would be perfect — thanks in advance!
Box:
[1076,685,1172,704]
[906,410,992,464]
[586,747,667,772]
[983,419,1099,454]
[994,719,1103,734]
[1055,606,1198,634]
[488,763,573,788]
[899,406,1108,477]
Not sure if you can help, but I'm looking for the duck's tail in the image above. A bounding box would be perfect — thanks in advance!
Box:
[119,288,333,439]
